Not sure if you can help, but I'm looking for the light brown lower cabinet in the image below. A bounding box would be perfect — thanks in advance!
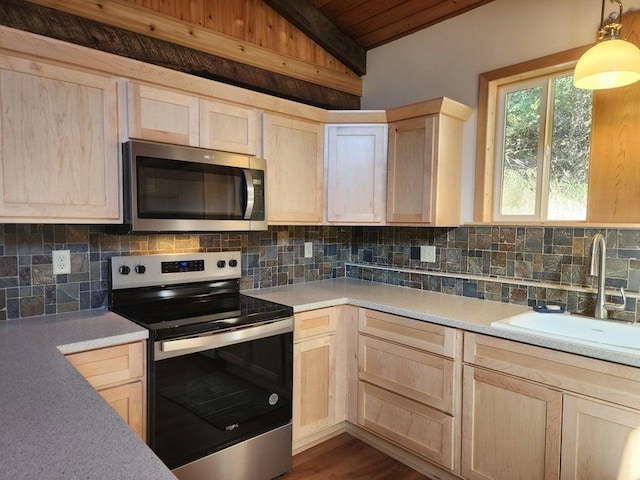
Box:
[461,365,562,480]
[293,309,640,480]
[357,308,462,475]
[561,395,640,480]
[292,307,353,451]
[65,341,146,440]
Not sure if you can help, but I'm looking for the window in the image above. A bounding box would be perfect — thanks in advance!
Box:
[494,73,592,221]
[473,45,596,223]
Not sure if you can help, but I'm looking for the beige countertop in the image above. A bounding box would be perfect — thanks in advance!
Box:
[244,278,640,368]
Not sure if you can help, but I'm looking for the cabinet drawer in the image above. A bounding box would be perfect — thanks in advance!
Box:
[66,341,144,389]
[359,335,454,413]
[358,381,455,470]
[464,332,640,410]
[359,308,458,358]
[294,308,337,341]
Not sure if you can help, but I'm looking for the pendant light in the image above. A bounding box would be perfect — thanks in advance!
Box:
[574,0,640,90]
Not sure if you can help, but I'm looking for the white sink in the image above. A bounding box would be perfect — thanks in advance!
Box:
[490,311,640,355]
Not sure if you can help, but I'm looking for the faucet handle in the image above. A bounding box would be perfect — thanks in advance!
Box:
[604,287,627,312]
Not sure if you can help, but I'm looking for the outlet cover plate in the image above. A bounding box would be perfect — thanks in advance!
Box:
[52,250,71,275]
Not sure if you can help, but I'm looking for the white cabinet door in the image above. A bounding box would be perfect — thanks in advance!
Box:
[325,124,387,223]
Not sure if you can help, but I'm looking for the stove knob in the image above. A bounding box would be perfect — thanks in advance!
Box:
[135,265,146,274]
[118,265,131,275]
[229,259,238,267]
[217,260,226,268]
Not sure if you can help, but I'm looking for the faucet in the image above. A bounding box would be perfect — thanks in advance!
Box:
[589,233,626,319]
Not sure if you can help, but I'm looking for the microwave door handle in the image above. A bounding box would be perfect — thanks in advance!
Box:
[243,169,255,220]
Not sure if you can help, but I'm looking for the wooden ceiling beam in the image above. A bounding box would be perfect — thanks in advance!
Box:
[0,0,360,109]
[262,0,367,76]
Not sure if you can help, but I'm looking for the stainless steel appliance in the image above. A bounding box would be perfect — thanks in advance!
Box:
[120,140,267,232]
[109,252,293,480]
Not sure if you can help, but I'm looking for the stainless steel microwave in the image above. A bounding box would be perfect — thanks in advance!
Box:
[121,140,267,232]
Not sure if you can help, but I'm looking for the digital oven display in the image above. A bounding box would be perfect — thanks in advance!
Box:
[161,260,205,273]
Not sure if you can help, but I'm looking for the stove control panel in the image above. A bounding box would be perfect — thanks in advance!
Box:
[111,251,242,289]
[161,259,205,274]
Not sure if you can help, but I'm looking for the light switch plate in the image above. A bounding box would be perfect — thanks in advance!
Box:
[420,245,436,263]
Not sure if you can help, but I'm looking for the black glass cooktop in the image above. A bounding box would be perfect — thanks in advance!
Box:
[109,280,293,340]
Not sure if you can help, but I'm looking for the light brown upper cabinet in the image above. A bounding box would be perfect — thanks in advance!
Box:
[0,54,120,223]
[263,114,324,224]
[127,82,260,155]
[325,124,388,224]
[386,98,472,226]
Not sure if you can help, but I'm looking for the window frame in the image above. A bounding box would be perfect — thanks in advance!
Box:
[473,46,590,223]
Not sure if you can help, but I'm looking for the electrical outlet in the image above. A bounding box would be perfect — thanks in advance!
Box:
[420,245,436,263]
[304,242,313,258]
[52,250,71,275]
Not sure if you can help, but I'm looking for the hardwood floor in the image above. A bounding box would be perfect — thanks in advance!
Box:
[283,433,432,480]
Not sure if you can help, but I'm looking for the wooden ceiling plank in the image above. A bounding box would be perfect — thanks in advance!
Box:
[262,0,366,75]
[348,0,448,39]
[356,0,493,49]
[312,0,370,21]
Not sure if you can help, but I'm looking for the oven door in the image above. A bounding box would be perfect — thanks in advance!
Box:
[148,319,293,471]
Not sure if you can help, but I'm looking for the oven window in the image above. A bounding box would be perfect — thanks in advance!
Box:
[136,157,247,219]
[150,332,293,469]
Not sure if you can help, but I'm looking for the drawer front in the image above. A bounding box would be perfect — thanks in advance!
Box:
[359,308,458,358]
[358,381,455,470]
[464,332,640,410]
[66,341,145,389]
[359,335,454,413]
[294,308,337,341]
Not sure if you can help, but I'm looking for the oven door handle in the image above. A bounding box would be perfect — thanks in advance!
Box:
[155,317,293,360]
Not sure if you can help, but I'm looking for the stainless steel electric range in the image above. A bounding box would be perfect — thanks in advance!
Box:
[109,252,293,480]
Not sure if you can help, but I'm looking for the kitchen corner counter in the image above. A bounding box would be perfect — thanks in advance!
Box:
[244,278,640,368]
[0,309,176,480]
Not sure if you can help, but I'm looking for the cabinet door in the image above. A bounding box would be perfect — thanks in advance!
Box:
[0,56,120,222]
[462,366,562,480]
[127,82,199,146]
[561,395,640,480]
[387,116,435,223]
[263,114,323,223]
[293,334,336,442]
[325,125,387,223]
[99,381,145,440]
[199,99,259,155]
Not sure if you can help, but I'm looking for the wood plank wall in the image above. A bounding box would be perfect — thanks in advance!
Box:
[17,0,361,108]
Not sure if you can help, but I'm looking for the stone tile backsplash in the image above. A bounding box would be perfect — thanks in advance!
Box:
[2,223,640,322]
[0,224,350,321]
[349,226,640,322]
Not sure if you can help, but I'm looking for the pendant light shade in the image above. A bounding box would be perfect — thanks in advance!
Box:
[574,39,640,89]
[574,0,640,90]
